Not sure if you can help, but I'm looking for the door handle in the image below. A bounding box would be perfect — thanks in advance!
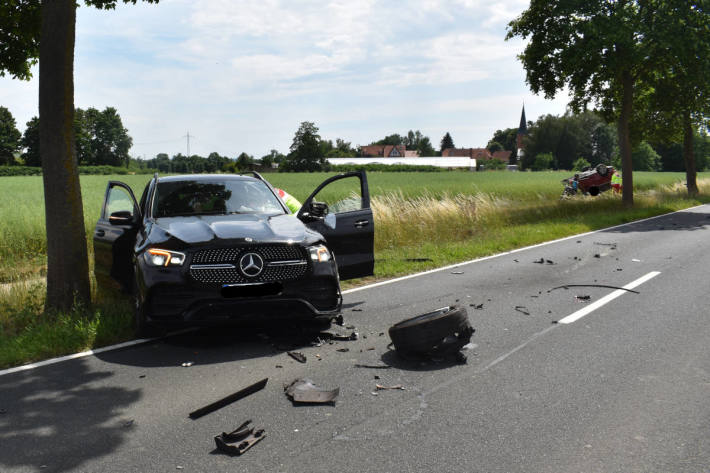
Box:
[354,220,369,228]
[95,229,105,237]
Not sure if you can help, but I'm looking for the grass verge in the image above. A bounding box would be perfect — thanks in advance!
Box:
[1,176,709,369]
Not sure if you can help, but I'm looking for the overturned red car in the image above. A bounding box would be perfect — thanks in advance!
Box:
[562,164,614,197]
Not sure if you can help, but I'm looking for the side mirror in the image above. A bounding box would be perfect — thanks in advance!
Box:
[309,201,328,218]
[109,210,135,226]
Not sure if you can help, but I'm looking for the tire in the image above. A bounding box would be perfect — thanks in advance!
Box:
[388,305,473,357]
[133,281,160,338]
[596,164,608,176]
[588,186,600,196]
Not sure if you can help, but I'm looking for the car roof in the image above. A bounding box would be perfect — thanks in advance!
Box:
[156,174,258,183]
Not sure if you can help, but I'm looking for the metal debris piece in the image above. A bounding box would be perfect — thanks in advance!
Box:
[214,420,266,456]
[548,284,639,294]
[514,306,530,315]
[320,329,358,341]
[189,378,268,419]
[287,351,307,363]
[632,258,641,262]
[284,378,339,404]
[575,295,591,302]
[376,384,405,391]
[354,364,392,369]
[181,362,194,367]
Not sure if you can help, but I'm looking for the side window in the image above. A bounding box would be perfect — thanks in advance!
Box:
[310,175,364,214]
[104,186,136,219]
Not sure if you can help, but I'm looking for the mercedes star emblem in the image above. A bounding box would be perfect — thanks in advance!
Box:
[239,252,264,277]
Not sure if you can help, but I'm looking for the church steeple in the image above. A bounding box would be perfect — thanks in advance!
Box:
[516,105,527,161]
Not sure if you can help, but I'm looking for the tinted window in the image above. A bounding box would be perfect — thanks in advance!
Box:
[153,179,285,218]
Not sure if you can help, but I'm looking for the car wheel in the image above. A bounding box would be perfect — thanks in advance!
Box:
[588,186,600,196]
[388,305,474,357]
[133,281,160,338]
[596,163,608,176]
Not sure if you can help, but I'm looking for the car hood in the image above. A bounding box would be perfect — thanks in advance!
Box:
[151,213,315,246]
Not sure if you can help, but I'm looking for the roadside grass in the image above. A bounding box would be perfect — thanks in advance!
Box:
[1,171,708,368]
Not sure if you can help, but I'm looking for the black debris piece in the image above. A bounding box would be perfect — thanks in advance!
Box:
[352,308,363,312]
[284,378,339,404]
[334,314,344,326]
[287,352,307,363]
[546,259,555,265]
[576,240,581,243]
[551,320,558,324]
[469,303,484,310]
[575,295,591,302]
[388,305,474,362]
[514,259,519,263]
[514,306,530,316]
[320,328,358,341]
[354,364,392,369]
[548,284,639,294]
[530,295,539,298]
[374,375,380,380]
[336,348,349,353]
[533,258,545,264]
[617,268,623,271]
[122,420,134,428]
[404,258,433,262]
[139,375,146,379]
[189,378,268,420]
[275,365,283,368]
[214,420,266,456]
[594,254,601,258]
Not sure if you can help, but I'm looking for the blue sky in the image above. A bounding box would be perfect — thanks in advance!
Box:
[0,0,570,159]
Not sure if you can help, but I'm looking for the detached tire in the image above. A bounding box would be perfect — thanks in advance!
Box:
[388,305,473,358]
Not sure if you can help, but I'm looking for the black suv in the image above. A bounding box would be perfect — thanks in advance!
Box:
[93,171,374,335]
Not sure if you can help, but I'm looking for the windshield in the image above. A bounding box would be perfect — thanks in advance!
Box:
[153,179,285,218]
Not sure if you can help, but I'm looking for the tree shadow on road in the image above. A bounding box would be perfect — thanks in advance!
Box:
[0,359,140,472]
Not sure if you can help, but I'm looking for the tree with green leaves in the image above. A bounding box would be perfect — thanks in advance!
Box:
[0,0,158,311]
[440,132,454,153]
[236,152,254,170]
[642,1,710,195]
[508,0,652,206]
[282,121,325,172]
[260,149,285,169]
[21,116,40,166]
[0,106,22,165]
[487,128,518,157]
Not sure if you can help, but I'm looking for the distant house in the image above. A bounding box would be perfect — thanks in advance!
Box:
[442,148,491,160]
[360,144,407,157]
[404,150,420,157]
[491,150,512,163]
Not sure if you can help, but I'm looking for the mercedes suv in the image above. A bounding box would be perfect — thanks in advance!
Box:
[93,171,374,335]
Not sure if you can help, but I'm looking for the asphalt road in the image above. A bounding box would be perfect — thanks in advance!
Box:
[1,205,709,473]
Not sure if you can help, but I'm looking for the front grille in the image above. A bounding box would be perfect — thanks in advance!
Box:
[189,245,309,284]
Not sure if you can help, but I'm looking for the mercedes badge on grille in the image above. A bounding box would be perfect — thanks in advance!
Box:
[239,253,264,277]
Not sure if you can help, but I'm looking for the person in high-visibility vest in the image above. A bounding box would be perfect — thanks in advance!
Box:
[275,188,302,213]
[611,170,622,193]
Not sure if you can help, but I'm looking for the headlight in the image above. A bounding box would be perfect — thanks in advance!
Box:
[308,244,331,263]
[144,248,186,267]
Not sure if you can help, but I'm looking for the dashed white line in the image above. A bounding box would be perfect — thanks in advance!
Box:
[557,271,661,324]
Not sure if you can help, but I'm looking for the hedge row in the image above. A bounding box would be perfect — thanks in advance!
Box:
[0,166,157,176]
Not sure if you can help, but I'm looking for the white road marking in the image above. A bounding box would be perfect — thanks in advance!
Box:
[557,271,661,324]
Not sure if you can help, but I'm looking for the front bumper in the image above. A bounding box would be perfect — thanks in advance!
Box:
[136,256,342,326]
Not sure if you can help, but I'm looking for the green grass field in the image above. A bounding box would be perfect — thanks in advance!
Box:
[1,170,709,368]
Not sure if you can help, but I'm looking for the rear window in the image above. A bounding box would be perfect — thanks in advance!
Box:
[153,179,285,218]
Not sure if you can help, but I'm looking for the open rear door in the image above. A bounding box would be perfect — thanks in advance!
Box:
[298,171,374,280]
[93,181,141,291]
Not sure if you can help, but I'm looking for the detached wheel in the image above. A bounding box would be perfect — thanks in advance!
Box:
[596,164,608,176]
[388,305,473,357]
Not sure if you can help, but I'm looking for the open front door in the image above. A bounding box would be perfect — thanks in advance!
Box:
[298,171,374,280]
[93,181,141,291]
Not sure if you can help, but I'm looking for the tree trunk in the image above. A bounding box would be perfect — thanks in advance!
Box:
[39,0,90,311]
[682,111,698,196]
[617,69,634,207]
